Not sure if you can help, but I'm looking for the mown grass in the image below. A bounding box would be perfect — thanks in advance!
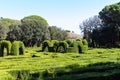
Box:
[0,47,120,80]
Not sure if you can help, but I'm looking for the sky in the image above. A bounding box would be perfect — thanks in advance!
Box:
[0,0,119,34]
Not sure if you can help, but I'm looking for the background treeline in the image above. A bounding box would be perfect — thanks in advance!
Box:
[80,2,120,48]
[0,15,68,47]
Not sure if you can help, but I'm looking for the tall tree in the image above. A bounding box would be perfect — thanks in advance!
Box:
[0,22,7,40]
[99,2,120,47]
[49,26,68,40]
[0,18,20,40]
[79,15,102,46]
[20,15,50,46]
[6,25,22,41]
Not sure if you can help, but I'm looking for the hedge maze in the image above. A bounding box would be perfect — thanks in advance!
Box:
[42,39,88,53]
[0,40,25,57]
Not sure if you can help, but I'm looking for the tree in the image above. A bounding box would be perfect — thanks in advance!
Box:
[20,15,50,46]
[79,15,102,46]
[48,26,68,40]
[99,2,120,47]
[0,22,7,40]
[0,18,21,40]
[22,15,48,28]
[6,25,22,41]
[99,2,120,24]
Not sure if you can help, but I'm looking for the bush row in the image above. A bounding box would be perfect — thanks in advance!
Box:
[0,40,25,57]
[42,39,88,53]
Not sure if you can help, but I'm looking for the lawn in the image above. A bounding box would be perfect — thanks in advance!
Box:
[0,47,120,80]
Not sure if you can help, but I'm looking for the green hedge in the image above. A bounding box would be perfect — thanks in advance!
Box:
[42,40,51,52]
[67,41,83,53]
[82,39,88,52]
[52,40,59,52]
[0,40,12,56]
[10,41,25,55]
[42,40,59,52]
[77,40,84,53]
[67,41,77,53]
[19,41,25,55]
[42,39,88,53]
[56,41,68,53]
[65,39,73,47]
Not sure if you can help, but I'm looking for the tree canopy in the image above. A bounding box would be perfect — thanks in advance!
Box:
[0,15,69,47]
[80,2,120,47]
[22,15,49,28]
[99,2,120,24]
[89,2,120,47]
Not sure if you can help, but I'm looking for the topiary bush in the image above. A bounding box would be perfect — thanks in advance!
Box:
[67,41,79,53]
[65,39,73,47]
[42,40,59,52]
[0,40,12,57]
[19,41,25,55]
[77,40,84,53]
[82,39,88,45]
[10,41,25,55]
[42,40,51,52]
[82,39,88,52]
[56,41,68,53]
[42,39,88,53]
[52,40,59,52]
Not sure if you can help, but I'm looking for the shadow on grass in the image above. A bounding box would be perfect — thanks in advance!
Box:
[36,50,43,52]
[9,62,120,80]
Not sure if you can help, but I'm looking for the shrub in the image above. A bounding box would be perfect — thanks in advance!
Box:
[0,40,11,57]
[76,39,82,41]
[19,41,25,55]
[42,40,51,52]
[77,40,84,53]
[67,41,84,53]
[10,41,25,55]
[65,39,72,47]
[52,40,59,52]
[82,39,88,52]
[82,39,88,45]
[67,41,79,53]
[56,41,68,53]
[51,40,59,46]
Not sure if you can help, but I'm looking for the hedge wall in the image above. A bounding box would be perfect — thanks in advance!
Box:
[42,39,88,53]
[0,40,12,56]
[42,40,51,52]
[56,41,68,53]
[10,41,25,56]
[82,39,88,52]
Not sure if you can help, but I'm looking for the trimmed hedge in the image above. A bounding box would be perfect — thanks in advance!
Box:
[42,40,51,52]
[0,40,11,56]
[10,41,25,55]
[52,40,59,52]
[82,39,88,52]
[65,39,73,47]
[56,41,68,53]
[67,41,83,53]
[77,40,84,53]
[42,40,59,52]
[42,39,88,53]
